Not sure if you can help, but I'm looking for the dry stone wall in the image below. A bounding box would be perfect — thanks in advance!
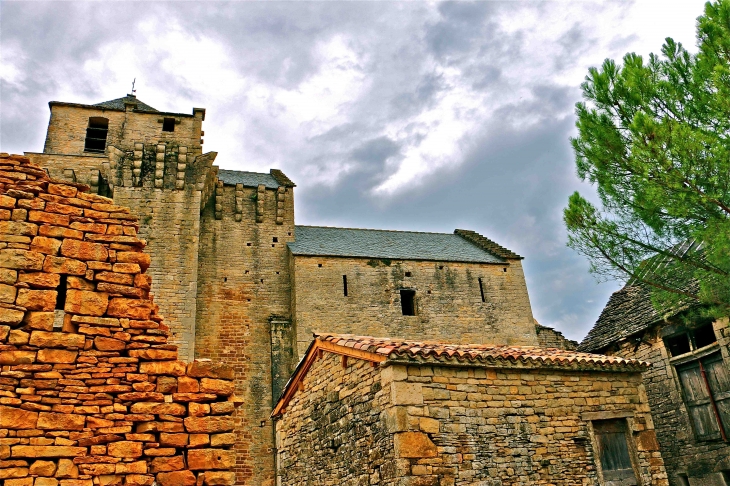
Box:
[0,154,239,486]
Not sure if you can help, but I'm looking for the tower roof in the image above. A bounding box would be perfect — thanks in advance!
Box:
[93,94,158,112]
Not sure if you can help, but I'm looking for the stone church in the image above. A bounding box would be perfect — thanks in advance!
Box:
[18,93,669,485]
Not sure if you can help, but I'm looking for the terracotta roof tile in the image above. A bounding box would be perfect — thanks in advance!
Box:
[316,333,650,370]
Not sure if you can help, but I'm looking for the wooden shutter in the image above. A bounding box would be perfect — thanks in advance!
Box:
[702,352,730,436]
[593,419,638,486]
[677,361,722,440]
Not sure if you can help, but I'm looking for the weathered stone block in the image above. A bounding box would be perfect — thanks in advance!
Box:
[29,331,85,348]
[107,298,152,319]
[11,446,86,458]
[156,471,196,486]
[37,412,85,430]
[199,378,234,396]
[43,256,86,275]
[0,306,24,324]
[0,249,44,270]
[18,272,60,288]
[37,348,78,363]
[139,360,186,376]
[0,350,36,364]
[107,441,143,458]
[187,449,236,470]
[0,405,38,429]
[203,471,236,485]
[60,239,108,262]
[30,236,62,255]
[16,288,57,311]
[64,289,108,316]
[393,432,438,459]
[184,416,234,434]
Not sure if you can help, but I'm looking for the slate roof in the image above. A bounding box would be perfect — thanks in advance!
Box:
[288,226,507,263]
[578,281,701,352]
[217,170,281,189]
[93,95,158,112]
[318,333,650,370]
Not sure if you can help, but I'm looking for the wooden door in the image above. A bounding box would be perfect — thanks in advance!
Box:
[677,361,722,440]
[593,419,638,486]
[702,352,730,436]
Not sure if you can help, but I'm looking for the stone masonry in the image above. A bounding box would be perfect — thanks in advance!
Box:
[274,334,669,486]
[20,93,578,485]
[0,154,240,486]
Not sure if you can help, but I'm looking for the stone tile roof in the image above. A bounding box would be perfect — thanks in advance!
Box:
[217,169,282,189]
[272,332,650,417]
[288,226,507,263]
[318,333,649,370]
[93,95,158,112]
[454,229,522,259]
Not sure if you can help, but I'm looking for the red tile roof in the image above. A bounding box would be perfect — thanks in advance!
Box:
[316,333,650,370]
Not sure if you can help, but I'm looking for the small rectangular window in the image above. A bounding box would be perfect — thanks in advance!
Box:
[162,118,175,132]
[400,289,416,316]
[55,275,67,310]
[478,277,486,302]
[343,275,348,297]
[593,419,638,485]
[84,117,109,153]
[666,334,691,357]
[693,323,717,349]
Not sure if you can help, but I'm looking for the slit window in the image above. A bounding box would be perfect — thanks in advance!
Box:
[55,275,67,311]
[84,117,108,153]
[400,289,416,316]
[162,118,176,132]
[343,275,348,296]
[478,277,486,302]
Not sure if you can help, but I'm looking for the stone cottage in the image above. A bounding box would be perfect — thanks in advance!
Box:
[579,282,730,486]
[273,333,669,486]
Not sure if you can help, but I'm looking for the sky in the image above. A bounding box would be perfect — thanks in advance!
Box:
[0,0,708,341]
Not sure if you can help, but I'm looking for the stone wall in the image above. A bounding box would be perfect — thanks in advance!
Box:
[275,353,395,485]
[536,322,578,350]
[275,346,669,486]
[609,319,730,485]
[194,182,295,486]
[291,256,538,356]
[0,154,239,486]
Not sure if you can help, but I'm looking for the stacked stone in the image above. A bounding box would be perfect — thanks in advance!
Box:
[0,154,239,486]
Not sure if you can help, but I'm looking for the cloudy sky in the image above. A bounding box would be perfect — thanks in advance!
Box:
[1,0,707,341]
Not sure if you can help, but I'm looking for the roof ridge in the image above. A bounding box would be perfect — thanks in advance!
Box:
[454,229,522,260]
[294,225,455,236]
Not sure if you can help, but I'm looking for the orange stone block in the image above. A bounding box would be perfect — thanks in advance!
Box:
[128,349,178,361]
[149,455,185,472]
[199,379,234,396]
[29,330,85,348]
[186,361,235,380]
[183,416,234,434]
[202,471,236,486]
[0,405,38,429]
[0,350,36,364]
[0,306,25,324]
[130,402,187,415]
[64,289,108,316]
[187,449,236,470]
[96,282,145,298]
[15,288,57,311]
[37,348,78,363]
[115,251,151,271]
[10,445,86,458]
[156,471,196,486]
[60,239,108,262]
[37,412,85,430]
[177,376,199,393]
[107,441,143,458]
[139,360,186,376]
[106,298,152,319]
[43,256,86,275]
[47,183,77,198]
[18,272,60,288]
[393,432,438,458]
[28,210,70,227]
[39,225,83,240]
[94,336,126,351]
[95,271,134,285]
[30,236,62,255]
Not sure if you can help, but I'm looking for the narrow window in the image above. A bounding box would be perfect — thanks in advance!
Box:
[55,275,67,310]
[478,277,486,302]
[405,271,412,277]
[84,117,108,153]
[273,237,278,243]
[592,419,638,485]
[343,275,348,297]
[400,289,416,316]
[677,474,690,486]
[162,117,175,132]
